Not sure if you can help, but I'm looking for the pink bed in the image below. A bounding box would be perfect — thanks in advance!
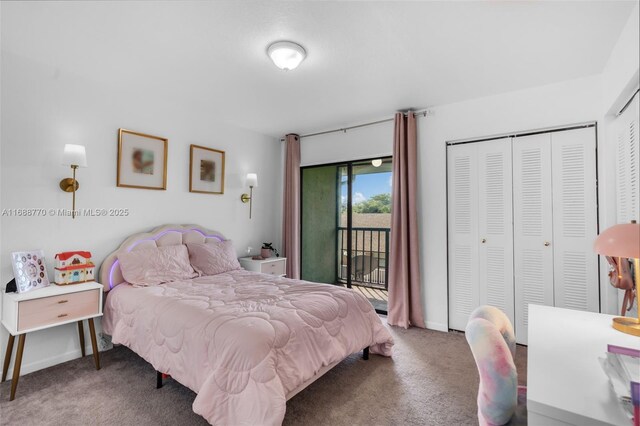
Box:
[100,225,393,425]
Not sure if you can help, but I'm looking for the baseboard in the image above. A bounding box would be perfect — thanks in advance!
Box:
[425,321,448,332]
[5,344,103,377]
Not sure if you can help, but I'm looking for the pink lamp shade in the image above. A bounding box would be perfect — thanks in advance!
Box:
[593,223,640,259]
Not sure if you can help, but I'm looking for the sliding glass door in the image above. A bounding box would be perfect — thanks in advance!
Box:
[300,165,340,284]
[301,157,392,313]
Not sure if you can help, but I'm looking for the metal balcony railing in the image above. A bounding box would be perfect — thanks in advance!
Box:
[337,227,390,290]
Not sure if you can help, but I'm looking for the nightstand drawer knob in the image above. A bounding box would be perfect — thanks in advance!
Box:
[58,300,68,304]
[58,313,68,318]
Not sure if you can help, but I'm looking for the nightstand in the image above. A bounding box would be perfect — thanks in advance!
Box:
[1,281,103,401]
[239,257,287,277]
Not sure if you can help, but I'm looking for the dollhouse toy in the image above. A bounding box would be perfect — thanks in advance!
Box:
[54,251,95,285]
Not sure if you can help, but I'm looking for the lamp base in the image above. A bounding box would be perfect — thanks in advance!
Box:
[612,316,640,337]
[59,178,79,192]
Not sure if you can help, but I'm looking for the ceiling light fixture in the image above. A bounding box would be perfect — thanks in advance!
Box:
[267,41,306,71]
[371,159,383,167]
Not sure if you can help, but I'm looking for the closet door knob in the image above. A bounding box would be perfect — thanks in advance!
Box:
[544,241,550,247]
[481,238,487,243]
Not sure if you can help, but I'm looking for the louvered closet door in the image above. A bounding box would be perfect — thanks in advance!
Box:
[616,92,640,224]
[448,143,480,331]
[477,139,515,325]
[551,128,599,313]
[513,134,554,344]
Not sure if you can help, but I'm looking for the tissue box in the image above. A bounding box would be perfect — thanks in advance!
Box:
[54,251,95,285]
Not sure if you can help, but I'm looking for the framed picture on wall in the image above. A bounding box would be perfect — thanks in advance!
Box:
[117,128,168,190]
[189,144,225,194]
[11,250,50,293]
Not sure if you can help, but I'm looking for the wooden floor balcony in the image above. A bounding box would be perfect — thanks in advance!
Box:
[350,284,388,312]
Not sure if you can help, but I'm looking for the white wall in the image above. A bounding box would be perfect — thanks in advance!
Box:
[0,52,282,375]
[301,74,612,331]
[300,120,394,167]
[602,3,639,116]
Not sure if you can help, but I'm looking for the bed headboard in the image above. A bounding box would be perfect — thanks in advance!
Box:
[99,224,225,292]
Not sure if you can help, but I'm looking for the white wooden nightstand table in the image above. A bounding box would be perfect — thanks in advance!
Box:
[1,281,103,401]
[239,257,287,277]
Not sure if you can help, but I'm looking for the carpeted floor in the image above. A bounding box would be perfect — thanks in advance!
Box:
[0,324,527,425]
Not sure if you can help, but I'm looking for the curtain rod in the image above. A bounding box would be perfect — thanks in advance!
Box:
[280,110,428,142]
[446,121,596,146]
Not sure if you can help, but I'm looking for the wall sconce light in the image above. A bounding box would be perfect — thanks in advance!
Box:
[59,144,87,219]
[240,173,258,219]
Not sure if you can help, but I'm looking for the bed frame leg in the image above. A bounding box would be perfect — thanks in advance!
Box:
[363,347,369,360]
[156,371,163,389]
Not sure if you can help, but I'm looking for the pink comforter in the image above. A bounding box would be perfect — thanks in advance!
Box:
[102,270,393,425]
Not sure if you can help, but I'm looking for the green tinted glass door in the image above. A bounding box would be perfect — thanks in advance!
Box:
[301,165,339,283]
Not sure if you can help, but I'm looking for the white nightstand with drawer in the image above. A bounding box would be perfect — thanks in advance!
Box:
[239,257,287,277]
[1,281,103,401]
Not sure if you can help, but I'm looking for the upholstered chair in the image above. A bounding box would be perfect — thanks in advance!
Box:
[466,306,527,426]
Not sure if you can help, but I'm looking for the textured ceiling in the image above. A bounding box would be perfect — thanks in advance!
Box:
[2,1,636,137]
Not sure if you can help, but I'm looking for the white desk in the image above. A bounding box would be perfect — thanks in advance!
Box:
[528,305,639,426]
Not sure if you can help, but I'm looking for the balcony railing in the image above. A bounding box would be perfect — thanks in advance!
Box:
[337,227,390,290]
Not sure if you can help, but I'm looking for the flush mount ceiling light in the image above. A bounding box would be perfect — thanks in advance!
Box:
[371,159,383,167]
[267,41,306,71]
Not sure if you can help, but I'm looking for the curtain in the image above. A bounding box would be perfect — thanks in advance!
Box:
[387,112,425,328]
[282,134,301,279]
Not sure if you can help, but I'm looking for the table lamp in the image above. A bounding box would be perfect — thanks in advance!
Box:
[594,221,640,336]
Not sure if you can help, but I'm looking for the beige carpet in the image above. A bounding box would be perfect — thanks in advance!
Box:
[0,325,527,425]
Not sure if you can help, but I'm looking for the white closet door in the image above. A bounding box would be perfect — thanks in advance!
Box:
[513,133,554,344]
[448,143,479,330]
[616,92,640,224]
[551,128,599,313]
[477,138,515,325]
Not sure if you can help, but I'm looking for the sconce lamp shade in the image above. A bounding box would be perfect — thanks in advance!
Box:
[593,223,640,258]
[62,144,87,168]
[246,173,258,188]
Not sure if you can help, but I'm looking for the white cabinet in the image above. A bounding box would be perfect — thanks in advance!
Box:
[2,282,103,400]
[239,257,287,277]
[448,127,599,344]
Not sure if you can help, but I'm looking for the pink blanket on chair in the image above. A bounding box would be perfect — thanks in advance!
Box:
[103,270,393,425]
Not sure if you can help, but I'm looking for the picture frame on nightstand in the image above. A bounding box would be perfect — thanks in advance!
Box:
[10,250,50,293]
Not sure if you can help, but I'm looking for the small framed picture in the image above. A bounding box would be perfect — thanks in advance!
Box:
[11,250,51,293]
[189,144,225,194]
[117,129,168,190]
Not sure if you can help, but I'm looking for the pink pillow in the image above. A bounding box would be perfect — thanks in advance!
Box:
[186,241,241,276]
[117,245,198,286]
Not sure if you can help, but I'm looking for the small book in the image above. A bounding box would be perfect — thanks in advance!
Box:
[600,344,640,425]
